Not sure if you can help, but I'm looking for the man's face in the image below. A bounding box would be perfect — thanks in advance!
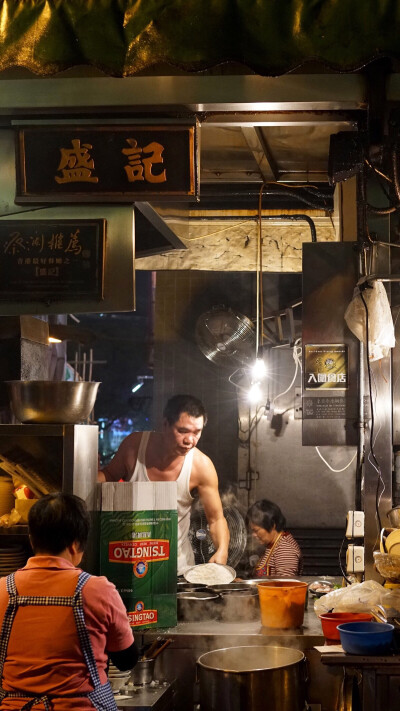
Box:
[163,412,204,455]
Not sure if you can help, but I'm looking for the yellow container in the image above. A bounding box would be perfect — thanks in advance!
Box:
[257,581,308,629]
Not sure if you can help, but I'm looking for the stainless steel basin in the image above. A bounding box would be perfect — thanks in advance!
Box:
[6,380,100,424]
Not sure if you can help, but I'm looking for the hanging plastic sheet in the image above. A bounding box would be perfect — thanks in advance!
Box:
[344,281,395,362]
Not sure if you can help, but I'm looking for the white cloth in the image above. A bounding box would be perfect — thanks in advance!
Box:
[129,432,195,575]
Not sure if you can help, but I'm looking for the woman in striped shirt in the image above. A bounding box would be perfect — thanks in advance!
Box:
[247,499,303,578]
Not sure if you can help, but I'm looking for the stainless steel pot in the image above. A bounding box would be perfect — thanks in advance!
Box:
[197,645,307,711]
[213,588,260,622]
[177,590,220,621]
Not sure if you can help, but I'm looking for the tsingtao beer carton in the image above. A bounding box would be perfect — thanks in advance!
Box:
[100,481,177,630]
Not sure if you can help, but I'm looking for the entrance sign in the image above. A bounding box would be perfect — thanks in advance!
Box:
[0,219,105,302]
[15,125,197,203]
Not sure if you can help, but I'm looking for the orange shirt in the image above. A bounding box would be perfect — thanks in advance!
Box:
[0,556,134,711]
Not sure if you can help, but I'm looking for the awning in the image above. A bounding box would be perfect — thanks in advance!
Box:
[0,0,398,77]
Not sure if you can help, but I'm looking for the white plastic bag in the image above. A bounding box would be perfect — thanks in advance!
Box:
[314,580,400,619]
[344,281,395,361]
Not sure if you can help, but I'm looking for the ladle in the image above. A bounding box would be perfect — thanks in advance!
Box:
[369,604,387,623]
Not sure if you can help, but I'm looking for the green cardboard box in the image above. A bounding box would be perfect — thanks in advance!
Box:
[100,481,177,630]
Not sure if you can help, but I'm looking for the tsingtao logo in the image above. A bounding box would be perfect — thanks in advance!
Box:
[134,560,148,578]
[128,602,158,627]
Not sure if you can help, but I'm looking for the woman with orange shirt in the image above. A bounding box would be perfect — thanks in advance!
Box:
[0,493,138,711]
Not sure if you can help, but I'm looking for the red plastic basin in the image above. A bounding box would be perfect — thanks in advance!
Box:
[319,612,373,641]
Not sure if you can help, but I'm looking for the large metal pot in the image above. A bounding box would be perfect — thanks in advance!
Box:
[197,645,307,711]
[6,380,100,424]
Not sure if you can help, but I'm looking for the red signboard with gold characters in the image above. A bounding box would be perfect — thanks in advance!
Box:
[15,125,198,203]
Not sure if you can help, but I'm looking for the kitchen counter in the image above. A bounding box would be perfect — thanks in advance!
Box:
[135,586,338,711]
[138,575,339,650]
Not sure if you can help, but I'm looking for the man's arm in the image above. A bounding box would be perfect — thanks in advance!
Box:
[97,432,142,483]
[194,453,230,565]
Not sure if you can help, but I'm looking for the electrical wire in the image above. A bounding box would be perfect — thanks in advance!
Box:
[258,183,266,352]
[272,338,302,406]
[359,286,385,538]
[339,537,354,585]
[315,447,357,473]
[184,222,244,240]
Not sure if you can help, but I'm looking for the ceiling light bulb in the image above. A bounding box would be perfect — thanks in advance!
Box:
[131,382,143,393]
[248,382,262,404]
[252,357,266,380]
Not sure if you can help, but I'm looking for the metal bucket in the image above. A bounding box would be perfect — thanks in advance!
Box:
[197,645,307,711]
[131,658,155,685]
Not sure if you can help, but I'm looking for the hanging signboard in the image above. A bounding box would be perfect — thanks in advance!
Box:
[304,343,348,390]
[0,219,105,302]
[15,125,197,203]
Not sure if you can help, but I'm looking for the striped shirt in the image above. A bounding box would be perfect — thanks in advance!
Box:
[254,531,303,578]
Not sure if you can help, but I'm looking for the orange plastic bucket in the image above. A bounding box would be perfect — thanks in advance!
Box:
[257,581,308,629]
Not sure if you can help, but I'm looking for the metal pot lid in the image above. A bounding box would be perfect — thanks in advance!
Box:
[177,591,220,601]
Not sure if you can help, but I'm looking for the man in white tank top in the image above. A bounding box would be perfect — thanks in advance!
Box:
[98,395,229,576]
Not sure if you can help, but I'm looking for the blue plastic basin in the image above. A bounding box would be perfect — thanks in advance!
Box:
[337,621,394,655]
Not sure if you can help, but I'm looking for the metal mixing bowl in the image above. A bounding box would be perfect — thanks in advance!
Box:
[6,380,100,424]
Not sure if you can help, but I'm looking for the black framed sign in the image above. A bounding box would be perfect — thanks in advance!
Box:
[15,125,197,203]
[0,219,105,302]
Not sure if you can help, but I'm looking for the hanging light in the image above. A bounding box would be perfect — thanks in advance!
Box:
[251,346,267,380]
[248,381,263,404]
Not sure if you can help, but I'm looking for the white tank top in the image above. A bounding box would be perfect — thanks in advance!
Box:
[129,431,195,575]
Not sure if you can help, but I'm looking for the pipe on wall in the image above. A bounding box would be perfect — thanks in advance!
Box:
[191,214,317,242]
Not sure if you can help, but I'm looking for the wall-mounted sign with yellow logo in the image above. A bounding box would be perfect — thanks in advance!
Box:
[304,344,348,390]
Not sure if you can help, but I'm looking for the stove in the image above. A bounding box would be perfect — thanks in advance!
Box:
[115,679,175,711]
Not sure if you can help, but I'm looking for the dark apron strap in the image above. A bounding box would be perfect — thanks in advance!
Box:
[72,571,102,688]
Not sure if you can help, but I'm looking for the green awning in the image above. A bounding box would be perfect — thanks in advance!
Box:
[1,0,398,77]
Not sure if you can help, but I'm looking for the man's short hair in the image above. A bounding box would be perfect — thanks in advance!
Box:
[28,492,90,555]
[163,394,208,426]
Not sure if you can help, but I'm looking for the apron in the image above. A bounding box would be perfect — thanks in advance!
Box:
[255,531,284,577]
[0,571,118,711]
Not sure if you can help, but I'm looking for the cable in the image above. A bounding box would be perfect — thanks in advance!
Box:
[339,537,354,585]
[258,182,266,351]
[359,286,385,538]
[272,338,302,406]
[315,447,357,473]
